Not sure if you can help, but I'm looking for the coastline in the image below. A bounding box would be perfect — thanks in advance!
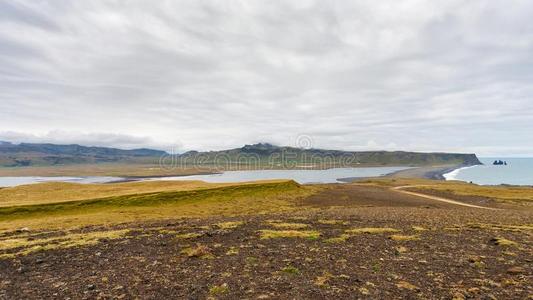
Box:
[387,165,465,180]
[0,165,474,187]
[337,164,468,183]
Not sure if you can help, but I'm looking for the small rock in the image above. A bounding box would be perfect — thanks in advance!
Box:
[396,281,419,291]
[483,294,497,300]
[507,266,526,275]
[86,284,96,291]
[358,287,370,295]
[467,256,481,263]
[452,292,465,300]
[35,258,45,264]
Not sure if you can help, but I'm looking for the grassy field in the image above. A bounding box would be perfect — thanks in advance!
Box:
[0,180,281,207]
[0,163,215,177]
[409,183,533,203]
[356,178,533,204]
[0,180,319,232]
[0,178,531,299]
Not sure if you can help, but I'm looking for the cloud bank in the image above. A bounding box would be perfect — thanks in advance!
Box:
[1,1,532,156]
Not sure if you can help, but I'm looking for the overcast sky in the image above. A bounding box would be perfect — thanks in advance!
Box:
[1,1,532,156]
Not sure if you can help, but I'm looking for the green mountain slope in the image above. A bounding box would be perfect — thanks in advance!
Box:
[0,142,166,167]
[177,143,482,168]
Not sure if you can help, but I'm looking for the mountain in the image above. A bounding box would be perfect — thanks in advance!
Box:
[0,141,482,168]
[0,141,166,167]
[178,143,482,168]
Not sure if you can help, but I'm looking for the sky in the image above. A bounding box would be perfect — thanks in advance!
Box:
[1,1,532,156]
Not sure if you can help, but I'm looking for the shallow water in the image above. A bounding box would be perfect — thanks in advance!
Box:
[0,166,410,187]
[0,176,124,187]
[444,157,533,185]
[142,167,410,184]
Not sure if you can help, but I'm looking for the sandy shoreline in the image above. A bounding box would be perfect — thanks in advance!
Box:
[337,164,467,183]
[386,165,464,180]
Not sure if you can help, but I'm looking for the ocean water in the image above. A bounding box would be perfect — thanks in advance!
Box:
[0,166,410,187]
[444,158,533,186]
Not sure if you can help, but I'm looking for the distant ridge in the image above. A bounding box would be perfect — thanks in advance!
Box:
[0,141,482,168]
[178,143,482,168]
[0,141,166,167]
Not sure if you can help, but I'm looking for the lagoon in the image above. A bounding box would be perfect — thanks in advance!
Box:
[0,166,411,187]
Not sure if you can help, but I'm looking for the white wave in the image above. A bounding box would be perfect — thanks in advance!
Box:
[443,165,478,181]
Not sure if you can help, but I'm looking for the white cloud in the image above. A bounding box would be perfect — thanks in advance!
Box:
[1,0,532,155]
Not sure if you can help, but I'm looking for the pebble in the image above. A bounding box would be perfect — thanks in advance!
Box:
[507,266,526,275]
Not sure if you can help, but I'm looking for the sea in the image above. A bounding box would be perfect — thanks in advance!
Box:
[444,157,533,186]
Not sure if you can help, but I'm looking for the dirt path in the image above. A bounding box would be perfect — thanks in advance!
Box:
[391,185,500,210]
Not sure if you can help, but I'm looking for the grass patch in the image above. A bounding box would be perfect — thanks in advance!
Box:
[259,230,320,240]
[245,256,258,265]
[267,222,309,230]
[388,234,420,241]
[412,226,428,232]
[281,265,300,275]
[318,219,348,225]
[157,229,180,235]
[215,221,244,229]
[468,223,533,232]
[325,234,350,243]
[225,247,239,255]
[209,283,229,295]
[490,237,518,247]
[314,272,333,287]
[180,244,214,259]
[175,233,202,239]
[0,229,129,259]
[396,281,419,291]
[346,227,400,234]
[394,246,408,254]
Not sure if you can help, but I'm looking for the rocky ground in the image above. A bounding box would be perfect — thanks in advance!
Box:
[0,184,532,299]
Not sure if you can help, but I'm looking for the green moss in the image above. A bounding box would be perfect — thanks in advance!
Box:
[225,247,239,255]
[175,233,202,239]
[388,234,420,241]
[318,219,349,225]
[259,230,320,240]
[0,229,129,259]
[215,221,244,229]
[281,265,300,275]
[209,283,229,295]
[267,222,309,229]
[325,234,350,243]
